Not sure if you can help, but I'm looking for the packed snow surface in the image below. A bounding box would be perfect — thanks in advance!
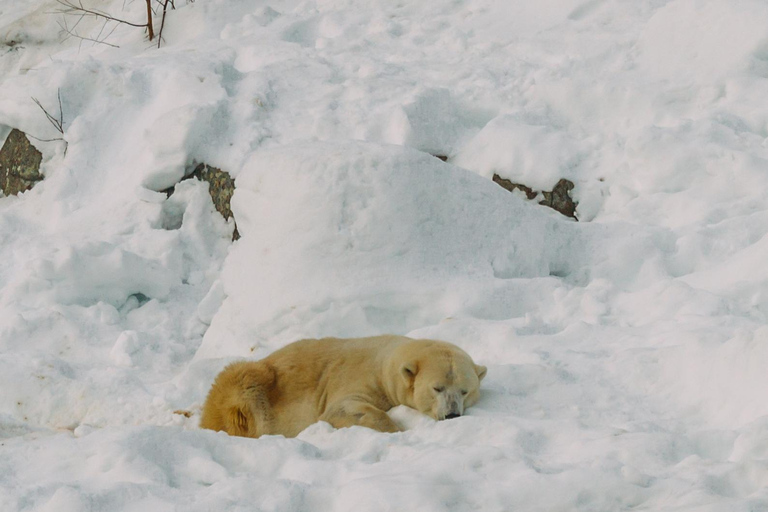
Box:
[2,0,768,510]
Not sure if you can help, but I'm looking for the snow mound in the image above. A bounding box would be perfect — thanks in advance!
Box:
[197,141,575,357]
[453,112,590,190]
[3,0,768,511]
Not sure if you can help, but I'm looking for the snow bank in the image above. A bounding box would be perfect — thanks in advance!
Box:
[2,0,768,510]
[453,111,591,190]
[197,141,576,358]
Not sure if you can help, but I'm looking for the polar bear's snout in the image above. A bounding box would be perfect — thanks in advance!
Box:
[435,391,465,420]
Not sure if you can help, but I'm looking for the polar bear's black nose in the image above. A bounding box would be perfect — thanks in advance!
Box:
[445,413,461,420]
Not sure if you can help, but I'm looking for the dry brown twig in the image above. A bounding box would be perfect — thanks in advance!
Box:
[145,0,154,40]
[54,0,156,43]
[53,0,180,48]
[155,0,175,48]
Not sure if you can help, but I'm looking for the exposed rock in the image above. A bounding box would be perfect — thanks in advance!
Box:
[0,129,43,196]
[493,173,577,220]
[189,163,235,222]
[430,154,578,220]
[492,174,537,200]
[539,178,577,220]
[166,163,239,240]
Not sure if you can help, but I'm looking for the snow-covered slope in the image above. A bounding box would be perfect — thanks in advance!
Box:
[2,0,768,510]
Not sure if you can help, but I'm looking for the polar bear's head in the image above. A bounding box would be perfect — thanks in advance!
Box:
[397,340,487,421]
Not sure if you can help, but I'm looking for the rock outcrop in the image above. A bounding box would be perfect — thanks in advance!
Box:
[166,163,239,240]
[493,174,577,220]
[0,129,43,196]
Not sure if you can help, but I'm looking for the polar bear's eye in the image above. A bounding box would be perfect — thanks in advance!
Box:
[461,390,468,395]
[433,386,445,393]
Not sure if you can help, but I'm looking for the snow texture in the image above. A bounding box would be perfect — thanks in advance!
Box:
[2,0,768,510]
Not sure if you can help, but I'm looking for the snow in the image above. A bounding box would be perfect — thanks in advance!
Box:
[2,0,768,510]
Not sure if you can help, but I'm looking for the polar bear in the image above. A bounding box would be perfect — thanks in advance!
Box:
[200,335,487,438]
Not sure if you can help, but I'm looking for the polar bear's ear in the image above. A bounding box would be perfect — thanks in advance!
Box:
[401,362,418,384]
[475,364,487,382]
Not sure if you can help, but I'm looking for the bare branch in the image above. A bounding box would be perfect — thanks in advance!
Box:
[31,90,64,135]
[56,90,64,129]
[56,0,149,28]
[32,99,62,134]
[26,134,65,144]
[94,18,108,41]
[62,10,87,38]
[145,0,154,40]
[156,0,171,48]
[103,20,121,42]
[51,0,169,47]
[57,17,120,48]
[29,90,69,155]
[56,0,155,42]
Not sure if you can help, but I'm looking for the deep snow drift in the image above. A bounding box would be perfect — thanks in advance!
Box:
[2,0,768,510]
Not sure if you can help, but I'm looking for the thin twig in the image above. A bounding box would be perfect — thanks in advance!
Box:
[56,89,64,129]
[103,21,121,42]
[30,89,69,155]
[56,0,149,28]
[156,0,171,48]
[55,0,155,42]
[94,18,108,41]
[31,98,63,133]
[26,134,66,144]
[67,11,87,35]
[57,18,120,49]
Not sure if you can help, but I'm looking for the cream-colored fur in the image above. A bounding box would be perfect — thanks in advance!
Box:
[200,335,487,438]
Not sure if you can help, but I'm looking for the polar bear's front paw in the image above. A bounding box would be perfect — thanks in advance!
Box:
[321,400,402,433]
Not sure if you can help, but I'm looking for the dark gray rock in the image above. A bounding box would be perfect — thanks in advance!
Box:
[493,173,577,220]
[166,163,239,240]
[539,178,577,220]
[431,153,577,220]
[0,129,43,196]
[492,174,537,200]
